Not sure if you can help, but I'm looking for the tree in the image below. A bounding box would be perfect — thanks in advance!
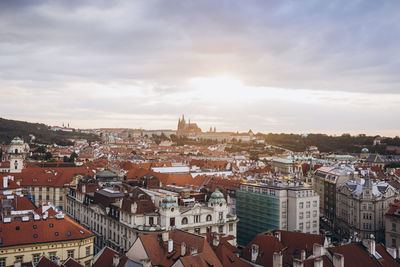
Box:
[69,152,78,162]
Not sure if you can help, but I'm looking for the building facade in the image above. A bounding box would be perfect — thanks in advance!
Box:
[66,179,237,254]
[312,165,354,224]
[336,176,398,242]
[236,180,319,246]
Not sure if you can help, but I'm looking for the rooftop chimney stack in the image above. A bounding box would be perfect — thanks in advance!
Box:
[301,250,306,260]
[113,254,120,267]
[293,259,304,267]
[181,242,186,256]
[3,177,7,189]
[273,252,283,267]
[313,243,324,257]
[274,231,281,242]
[333,253,344,267]
[168,239,173,253]
[162,232,169,242]
[314,257,323,267]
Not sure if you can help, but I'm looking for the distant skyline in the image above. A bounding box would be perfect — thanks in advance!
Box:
[1,1,400,136]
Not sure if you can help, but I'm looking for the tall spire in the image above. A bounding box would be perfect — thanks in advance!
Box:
[364,169,372,187]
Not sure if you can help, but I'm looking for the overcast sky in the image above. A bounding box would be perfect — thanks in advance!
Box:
[1,0,400,136]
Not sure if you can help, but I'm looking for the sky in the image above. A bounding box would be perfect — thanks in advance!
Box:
[1,0,400,136]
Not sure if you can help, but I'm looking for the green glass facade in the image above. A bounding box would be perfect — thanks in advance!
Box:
[236,189,280,246]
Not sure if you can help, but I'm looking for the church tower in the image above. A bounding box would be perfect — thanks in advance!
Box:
[8,137,25,173]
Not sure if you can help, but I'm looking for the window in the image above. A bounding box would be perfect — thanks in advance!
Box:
[15,255,23,263]
[306,211,310,218]
[49,252,56,261]
[299,223,304,229]
[86,246,90,256]
[0,258,5,267]
[33,254,40,264]
[392,238,397,248]
[299,212,304,219]
[68,250,74,259]
[39,195,42,200]
[299,202,304,209]
[219,212,223,220]
[306,222,310,229]
[206,214,212,221]
[59,196,63,201]
[313,210,317,217]
[149,216,154,225]
[181,217,188,225]
[206,226,212,233]
[47,187,50,191]
[306,201,310,208]
[218,225,224,233]
[392,223,396,231]
[46,195,49,200]
[194,228,200,234]
[282,201,287,208]
[170,217,175,227]
[229,223,233,232]
[39,187,42,191]
[282,211,287,218]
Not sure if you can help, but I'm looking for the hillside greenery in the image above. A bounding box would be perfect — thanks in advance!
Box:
[0,117,100,146]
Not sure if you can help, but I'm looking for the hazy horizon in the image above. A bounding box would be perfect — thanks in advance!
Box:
[1,1,400,136]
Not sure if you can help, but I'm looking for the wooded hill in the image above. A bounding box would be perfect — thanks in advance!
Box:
[0,117,100,146]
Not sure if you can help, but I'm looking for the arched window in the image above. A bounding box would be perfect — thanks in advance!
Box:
[181,217,188,225]
[206,214,212,222]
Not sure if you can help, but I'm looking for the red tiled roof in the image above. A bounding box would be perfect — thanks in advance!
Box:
[242,234,285,266]
[93,247,129,267]
[0,167,93,188]
[120,188,156,214]
[0,216,94,247]
[36,256,60,267]
[376,243,399,267]
[63,258,84,267]
[0,176,20,190]
[139,230,222,267]
[385,200,400,217]
[328,243,381,267]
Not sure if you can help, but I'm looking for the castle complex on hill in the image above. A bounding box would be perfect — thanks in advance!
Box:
[177,115,202,134]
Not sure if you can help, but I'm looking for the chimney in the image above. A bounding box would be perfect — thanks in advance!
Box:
[168,239,173,253]
[273,252,283,267]
[251,244,259,262]
[113,254,120,267]
[213,234,220,247]
[386,247,397,259]
[293,259,304,267]
[301,250,306,260]
[274,231,281,242]
[333,253,344,267]
[3,177,7,189]
[362,238,375,256]
[181,242,186,256]
[313,243,324,257]
[190,246,198,255]
[162,232,169,242]
[314,257,323,267]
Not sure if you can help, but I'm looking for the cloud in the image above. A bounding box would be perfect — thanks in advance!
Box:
[0,0,400,134]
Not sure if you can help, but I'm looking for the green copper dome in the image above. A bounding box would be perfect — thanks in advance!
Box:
[10,137,24,145]
[209,189,226,204]
[160,195,178,209]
